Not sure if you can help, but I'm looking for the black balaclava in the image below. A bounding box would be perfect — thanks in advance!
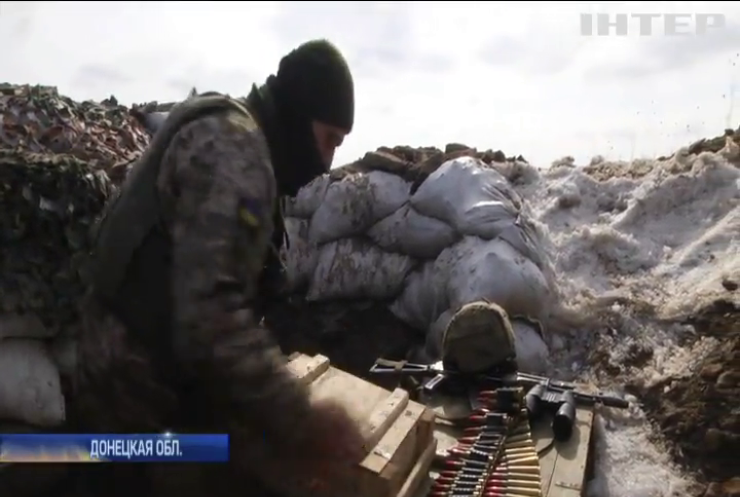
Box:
[245,39,354,197]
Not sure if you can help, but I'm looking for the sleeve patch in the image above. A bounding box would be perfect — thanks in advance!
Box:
[238,197,263,229]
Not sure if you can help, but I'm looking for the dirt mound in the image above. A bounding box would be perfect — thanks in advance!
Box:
[684,128,740,157]
[583,127,740,182]
[331,143,527,193]
[610,299,740,495]
[582,158,658,182]
[646,300,739,495]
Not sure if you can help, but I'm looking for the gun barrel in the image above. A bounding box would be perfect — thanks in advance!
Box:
[572,391,629,409]
[517,372,576,390]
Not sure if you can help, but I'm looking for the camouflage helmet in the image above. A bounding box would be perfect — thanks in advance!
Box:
[441,301,518,374]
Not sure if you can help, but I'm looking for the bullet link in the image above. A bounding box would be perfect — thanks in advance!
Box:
[463,426,529,436]
[442,460,540,474]
[435,476,541,489]
[453,441,534,452]
[432,483,542,496]
[429,488,540,497]
[449,440,535,454]
[439,470,541,482]
[459,432,530,444]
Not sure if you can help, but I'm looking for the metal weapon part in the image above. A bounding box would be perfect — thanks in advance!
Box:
[369,358,629,441]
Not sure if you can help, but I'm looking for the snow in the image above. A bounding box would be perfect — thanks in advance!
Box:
[490,148,739,497]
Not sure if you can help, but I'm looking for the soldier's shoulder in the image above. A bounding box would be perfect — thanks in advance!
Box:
[167,106,270,165]
[180,106,263,142]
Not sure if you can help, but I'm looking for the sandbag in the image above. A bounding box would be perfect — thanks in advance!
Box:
[0,339,65,427]
[307,238,416,301]
[511,318,550,373]
[391,236,552,331]
[411,157,523,240]
[388,249,458,330]
[284,175,331,219]
[308,171,411,244]
[446,237,552,324]
[281,218,318,291]
[367,204,460,259]
[496,219,544,268]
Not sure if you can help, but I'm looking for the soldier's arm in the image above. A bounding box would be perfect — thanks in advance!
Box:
[156,110,313,451]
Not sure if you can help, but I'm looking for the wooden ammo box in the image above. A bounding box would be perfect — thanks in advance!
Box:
[282,353,437,497]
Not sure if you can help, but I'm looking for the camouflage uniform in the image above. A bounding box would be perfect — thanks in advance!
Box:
[72,98,342,497]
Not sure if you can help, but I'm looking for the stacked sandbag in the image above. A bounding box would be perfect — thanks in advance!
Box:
[282,145,557,365]
[0,84,146,429]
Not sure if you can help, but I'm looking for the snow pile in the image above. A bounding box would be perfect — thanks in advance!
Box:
[504,148,739,497]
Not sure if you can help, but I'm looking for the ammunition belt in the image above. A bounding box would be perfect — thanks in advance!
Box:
[429,387,542,497]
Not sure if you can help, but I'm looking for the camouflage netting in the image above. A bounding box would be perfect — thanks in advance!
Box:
[0,84,150,332]
[0,152,112,327]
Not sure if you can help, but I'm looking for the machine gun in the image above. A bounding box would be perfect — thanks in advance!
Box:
[369,358,630,441]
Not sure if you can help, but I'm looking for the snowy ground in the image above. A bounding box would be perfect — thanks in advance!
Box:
[492,148,739,497]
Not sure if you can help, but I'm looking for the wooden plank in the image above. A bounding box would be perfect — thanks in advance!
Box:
[396,438,436,497]
[361,388,410,458]
[362,402,423,486]
[533,418,558,496]
[314,367,389,422]
[286,354,331,384]
[545,407,595,497]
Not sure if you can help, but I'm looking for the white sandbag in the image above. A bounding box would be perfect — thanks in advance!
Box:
[282,217,318,291]
[446,237,552,324]
[511,319,550,373]
[368,204,459,259]
[496,220,544,268]
[389,247,459,329]
[284,175,330,219]
[307,238,416,301]
[411,157,523,240]
[0,339,65,427]
[391,236,552,331]
[308,171,411,245]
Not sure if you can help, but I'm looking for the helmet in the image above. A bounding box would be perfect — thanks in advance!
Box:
[441,301,518,374]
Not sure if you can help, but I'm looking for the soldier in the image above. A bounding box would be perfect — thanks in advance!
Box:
[72,40,363,496]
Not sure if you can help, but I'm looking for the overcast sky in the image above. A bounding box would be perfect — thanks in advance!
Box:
[2,1,740,167]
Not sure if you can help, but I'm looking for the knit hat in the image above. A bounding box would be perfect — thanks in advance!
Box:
[274,39,355,132]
